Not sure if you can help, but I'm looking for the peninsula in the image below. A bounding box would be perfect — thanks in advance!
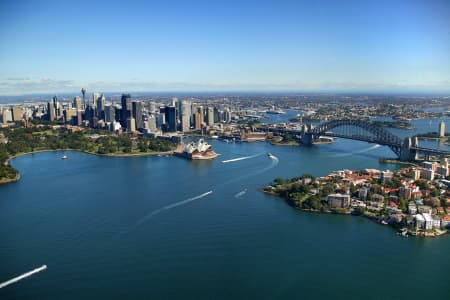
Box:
[263,163,450,237]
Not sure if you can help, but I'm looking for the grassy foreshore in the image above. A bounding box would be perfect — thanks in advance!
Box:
[0,148,175,185]
[270,140,299,146]
[0,126,177,185]
[0,172,20,185]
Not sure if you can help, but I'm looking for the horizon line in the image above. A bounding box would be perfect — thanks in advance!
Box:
[1,89,450,98]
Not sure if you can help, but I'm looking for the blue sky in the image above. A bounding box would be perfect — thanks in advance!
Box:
[0,0,449,95]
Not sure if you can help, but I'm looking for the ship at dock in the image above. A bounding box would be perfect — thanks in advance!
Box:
[176,139,220,160]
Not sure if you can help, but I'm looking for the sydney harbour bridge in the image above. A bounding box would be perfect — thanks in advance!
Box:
[260,119,450,161]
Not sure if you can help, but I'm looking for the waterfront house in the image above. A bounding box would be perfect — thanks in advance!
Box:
[408,203,417,215]
[416,214,425,229]
[432,216,441,228]
[422,213,434,230]
[441,215,450,228]
[327,194,351,208]
[417,205,433,215]
[371,193,384,203]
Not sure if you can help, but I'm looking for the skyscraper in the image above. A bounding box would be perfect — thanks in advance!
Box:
[73,96,83,126]
[207,107,214,126]
[105,105,115,123]
[165,106,177,132]
[120,94,132,128]
[12,106,23,122]
[198,106,204,123]
[132,101,144,130]
[1,108,13,123]
[52,96,59,119]
[73,96,82,110]
[96,94,106,119]
[181,100,191,132]
[127,117,136,133]
[64,108,77,124]
[148,101,156,114]
[93,93,101,109]
[194,112,203,130]
[147,114,157,132]
[47,102,56,121]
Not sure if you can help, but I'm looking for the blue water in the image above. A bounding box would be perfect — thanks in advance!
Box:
[1,124,449,299]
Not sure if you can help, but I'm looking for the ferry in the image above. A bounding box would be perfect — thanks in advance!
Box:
[267,152,277,159]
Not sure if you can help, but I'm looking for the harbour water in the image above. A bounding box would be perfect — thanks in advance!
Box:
[1,118,450,299]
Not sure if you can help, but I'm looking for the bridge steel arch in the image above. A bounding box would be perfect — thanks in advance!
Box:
[309,119,404,157]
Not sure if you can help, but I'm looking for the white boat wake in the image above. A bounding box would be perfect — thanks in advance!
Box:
[331,144,381,157]
[221,153,262,163]
[135,191,213,226]
[234,189,248,198]
[116,191,214,237]
[220,155,280,187]
[0,265,47,289]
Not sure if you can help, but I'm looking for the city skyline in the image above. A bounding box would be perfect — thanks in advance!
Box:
[1,0,450,95]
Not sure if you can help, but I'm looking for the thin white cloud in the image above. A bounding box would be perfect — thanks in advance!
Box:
[0,77,449,95]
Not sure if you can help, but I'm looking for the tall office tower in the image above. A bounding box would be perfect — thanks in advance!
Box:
[120,94,132,128]
[96,94,106,119]
[191,103,197,115]
[47,102,56,121]
[114,106,121,122]
[156,113,165,129]
[73,96,83,126]
[439,121,446,137]
[180,100,191,132]
[207,107,214,126]
[148,101,156,114]
[84,104,96,127]
[213,107,220,123]
[223,108,231,123]
[147,114,157,132]
[171,97,179,129]
[198,106,204,123]
[92,92,101,109]
[52,95,59,119]
[105,105,116,123]
[76,110,83,126]
[177,100,182,130]
[64,108,77,124]
[194,112,203,129]
[190,103,197,128]
[126,117,136,132]
[165,106,177,132]
[12,106,23,122]
[132,101,144,130]
[1,108,13,123]
[73,96,82,110]
[81,87,86,109]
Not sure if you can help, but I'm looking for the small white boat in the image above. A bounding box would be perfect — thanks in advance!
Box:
[62,155,68,160]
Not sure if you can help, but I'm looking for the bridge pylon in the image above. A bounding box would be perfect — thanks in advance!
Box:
[301,133,314,145]
[400,137,418,161]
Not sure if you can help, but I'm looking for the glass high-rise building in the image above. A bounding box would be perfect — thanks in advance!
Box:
[165,106,177,132]
[120,94,132,128]
[181,100,191,132]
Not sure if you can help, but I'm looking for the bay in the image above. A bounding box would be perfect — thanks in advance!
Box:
[1,120,449,299]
